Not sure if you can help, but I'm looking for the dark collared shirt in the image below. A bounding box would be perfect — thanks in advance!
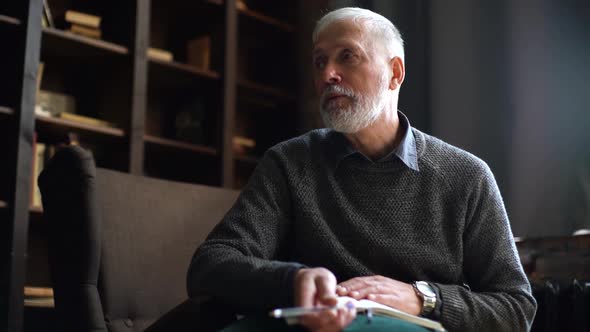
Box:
[327,111,419,171]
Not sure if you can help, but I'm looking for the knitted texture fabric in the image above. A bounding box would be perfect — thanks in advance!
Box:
[188,128,537,332]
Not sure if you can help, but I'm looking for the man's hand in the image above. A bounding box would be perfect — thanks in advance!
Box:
[294,268,356,332]
[336,275,422,316]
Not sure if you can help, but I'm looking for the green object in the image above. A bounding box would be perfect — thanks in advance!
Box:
[221,315,430,332]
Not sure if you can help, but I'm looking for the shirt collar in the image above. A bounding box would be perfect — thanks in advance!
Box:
[325,111,420,171]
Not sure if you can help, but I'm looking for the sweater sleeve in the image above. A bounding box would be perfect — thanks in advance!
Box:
[186,149,305,312]
[432,164,537,332]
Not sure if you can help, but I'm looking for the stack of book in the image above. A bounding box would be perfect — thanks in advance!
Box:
[35,61,116,130]
[148,47,174,62]
[24,287,54,308]
[31,134,46,209]
[233,136,256,156]
[66,10,102,39]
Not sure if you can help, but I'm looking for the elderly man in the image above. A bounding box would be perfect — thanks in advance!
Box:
[188,7,536,332]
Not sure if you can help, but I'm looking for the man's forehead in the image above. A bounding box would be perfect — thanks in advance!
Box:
[313,20,368,53]
[312,39,364,55]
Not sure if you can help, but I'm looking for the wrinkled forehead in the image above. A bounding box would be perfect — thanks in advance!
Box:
[313,19,369,51]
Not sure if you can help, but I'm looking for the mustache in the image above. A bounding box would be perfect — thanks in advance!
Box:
[320,85,357,105]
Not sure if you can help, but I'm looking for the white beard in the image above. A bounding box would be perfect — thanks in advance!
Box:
[320,72,390,133]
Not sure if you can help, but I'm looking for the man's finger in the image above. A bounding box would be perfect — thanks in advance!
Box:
[314,273,337,306]
[338,276,375,292]
[336,306,357,327]
[295,272,316,307]
[352,285,388,299]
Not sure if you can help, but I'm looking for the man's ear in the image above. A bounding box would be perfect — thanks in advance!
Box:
[389,56,405,90]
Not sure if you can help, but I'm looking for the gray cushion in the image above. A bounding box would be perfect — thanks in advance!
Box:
[96,168,239,331]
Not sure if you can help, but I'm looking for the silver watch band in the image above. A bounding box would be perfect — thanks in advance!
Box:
[413,281,436,317]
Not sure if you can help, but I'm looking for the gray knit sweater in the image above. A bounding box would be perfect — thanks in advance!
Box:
[188,127,537,331]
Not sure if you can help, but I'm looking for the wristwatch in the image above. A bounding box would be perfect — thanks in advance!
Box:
[413,281,437,317]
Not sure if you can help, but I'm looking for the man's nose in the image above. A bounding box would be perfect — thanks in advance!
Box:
[321,64,342,84]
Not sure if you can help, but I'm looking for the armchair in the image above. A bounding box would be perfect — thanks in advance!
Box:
[38,146,240,331]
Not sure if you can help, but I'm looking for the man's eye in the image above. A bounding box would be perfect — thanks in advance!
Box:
[314,58,326,69]
[342,50,356,61]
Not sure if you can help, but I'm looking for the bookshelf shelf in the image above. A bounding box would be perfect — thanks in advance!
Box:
[235,154,258,165]
[237,94,277,110]
[144,135,218,156]
[149,59,220,81]
[30,206,43,215]
[0,14,21,26]
[28,207,44,226]
[238,79,296,101]
[0,106,14,115]
[240,9,295,32]
[35,115,125,138]
[42,27,129,57]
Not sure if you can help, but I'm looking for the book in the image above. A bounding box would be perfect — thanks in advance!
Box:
[69,24,102,39]
[186,35,211,70]
[233,136,256,148]
[57,112,114,128]
[65,10,101,29]
[31,141,45,208]
[24,286,53,298]
[42,0,54,28]
[38,90,76,116]
[271,296,446,332]
[233,136,256,155]
[148,47,174,62]
[35,62,44,104]
[237,0,248,10]
[24,297,55,308]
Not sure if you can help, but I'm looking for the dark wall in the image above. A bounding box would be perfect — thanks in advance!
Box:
[429,0,590,237]
[429,0,514,224]
[504,0,590,236]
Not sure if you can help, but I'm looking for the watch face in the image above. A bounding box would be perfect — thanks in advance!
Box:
[417,282,436,298]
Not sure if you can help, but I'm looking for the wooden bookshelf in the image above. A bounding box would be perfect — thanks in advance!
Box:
[36,115,125,138]
[0,14,21,26]
[144,135,218,156]
[42,27,128,57]
[3,1,304,329]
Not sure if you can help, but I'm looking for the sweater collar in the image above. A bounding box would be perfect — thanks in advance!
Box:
[325,111,420,171]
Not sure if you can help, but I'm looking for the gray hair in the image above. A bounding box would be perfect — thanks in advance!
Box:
[313,7,405,61]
